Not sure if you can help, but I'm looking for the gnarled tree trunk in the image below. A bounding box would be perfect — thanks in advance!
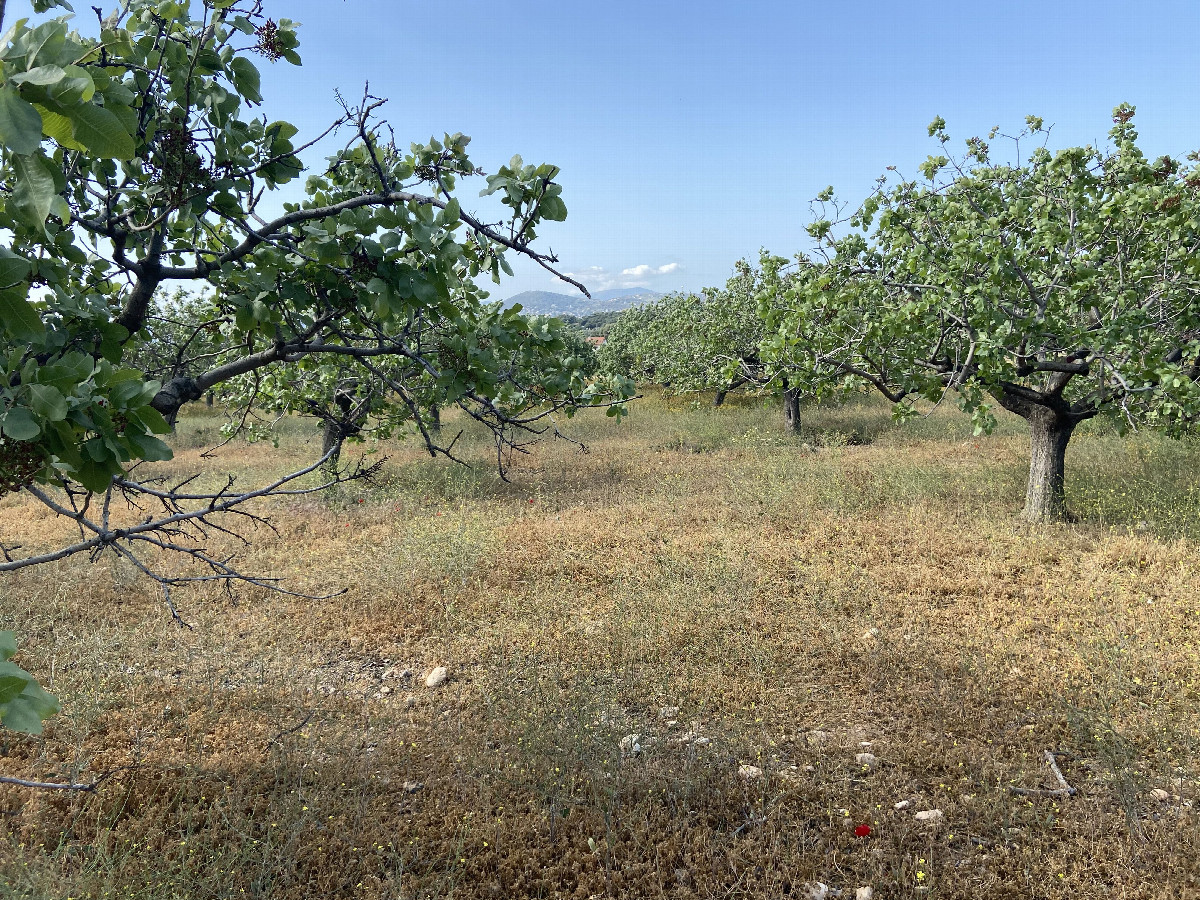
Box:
[1023,406,1079,522]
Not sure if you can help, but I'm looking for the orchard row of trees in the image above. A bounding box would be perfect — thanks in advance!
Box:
[601,110,1200,525]
[3,0,1200,736]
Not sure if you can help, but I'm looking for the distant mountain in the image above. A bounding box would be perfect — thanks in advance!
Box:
[503,288,665,317]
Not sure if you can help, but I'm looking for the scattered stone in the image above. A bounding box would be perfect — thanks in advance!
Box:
[856,888,874,900]
[1150,788,1171,802]
[804,765,816,772]
[659,706,680,720]
[855,752,878,771]
[674,868,693,888]
[738,764,763,780]
[694,737,711,746]
[914,809,944,824]
[379,685,393,696]
[894,799,914,811]
[383,666,413,681]
[402,781,423,793]
[803,882,830,900]
[620,734,642,757]
[404,694,416,709]
[424,666,449,688]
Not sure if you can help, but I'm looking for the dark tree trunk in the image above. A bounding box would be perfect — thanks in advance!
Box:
[427,403,441,436]
[782,380,802,434]
[1023,407,1078,522]
[205,391,214,407]
[321,385,367,470]
[321,419,346,469]
[713,389,727,407]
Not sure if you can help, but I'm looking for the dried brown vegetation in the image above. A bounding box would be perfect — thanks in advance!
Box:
[1,393,1198,899]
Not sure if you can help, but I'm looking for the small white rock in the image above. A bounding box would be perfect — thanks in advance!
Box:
[803,882,830,900]
[402,780,423,793]
[855,752,878,771]
[619,734,642,757]
[659,706,680,720]
[914,809,944,824]
[738,764,763,780]
[856,888,874,900]
[424,666,449,688]
[1150,788,1171,802]
[894,799,913,811]
[379,685,393,696]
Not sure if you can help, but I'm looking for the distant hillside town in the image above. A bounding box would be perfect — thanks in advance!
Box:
[502,287,664,318]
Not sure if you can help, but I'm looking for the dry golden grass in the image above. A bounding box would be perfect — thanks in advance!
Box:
[1,392,1199,899]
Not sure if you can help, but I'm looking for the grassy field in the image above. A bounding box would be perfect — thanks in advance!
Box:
[1,391,1198,899]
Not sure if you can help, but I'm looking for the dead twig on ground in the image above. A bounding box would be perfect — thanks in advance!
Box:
[1010,749,1078,798]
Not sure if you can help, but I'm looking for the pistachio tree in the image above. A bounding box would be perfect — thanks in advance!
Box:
[759,108,1200,520]
[0,0,631,734]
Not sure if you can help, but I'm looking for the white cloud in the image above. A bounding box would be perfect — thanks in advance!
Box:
[561,263,683,292]
[621,263,680,278]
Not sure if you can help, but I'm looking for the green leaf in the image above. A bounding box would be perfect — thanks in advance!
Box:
[28,384,67,422]
[75,456,116,492]
[129,405,171,435]
[0,677,59,735]
[0,633,16,661]
[0,675,26,705]
[11,151,60,227]
[1,407,41,440]
[8,64,66,87]
[45,65,96,104]
[64,103,134,159]
[229,57,262,105]
[265,120,298,142]
[234,304,255,332]
[540,195,567,222]
[0,285,44,340]
[33,103,86,150]
[0,248,33,289]
[0,86,45,155]
[125,431,172,462]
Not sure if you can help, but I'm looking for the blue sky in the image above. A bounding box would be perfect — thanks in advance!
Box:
[9,0,1200,300]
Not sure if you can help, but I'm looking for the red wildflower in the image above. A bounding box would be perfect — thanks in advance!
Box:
[854,824,871,838]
